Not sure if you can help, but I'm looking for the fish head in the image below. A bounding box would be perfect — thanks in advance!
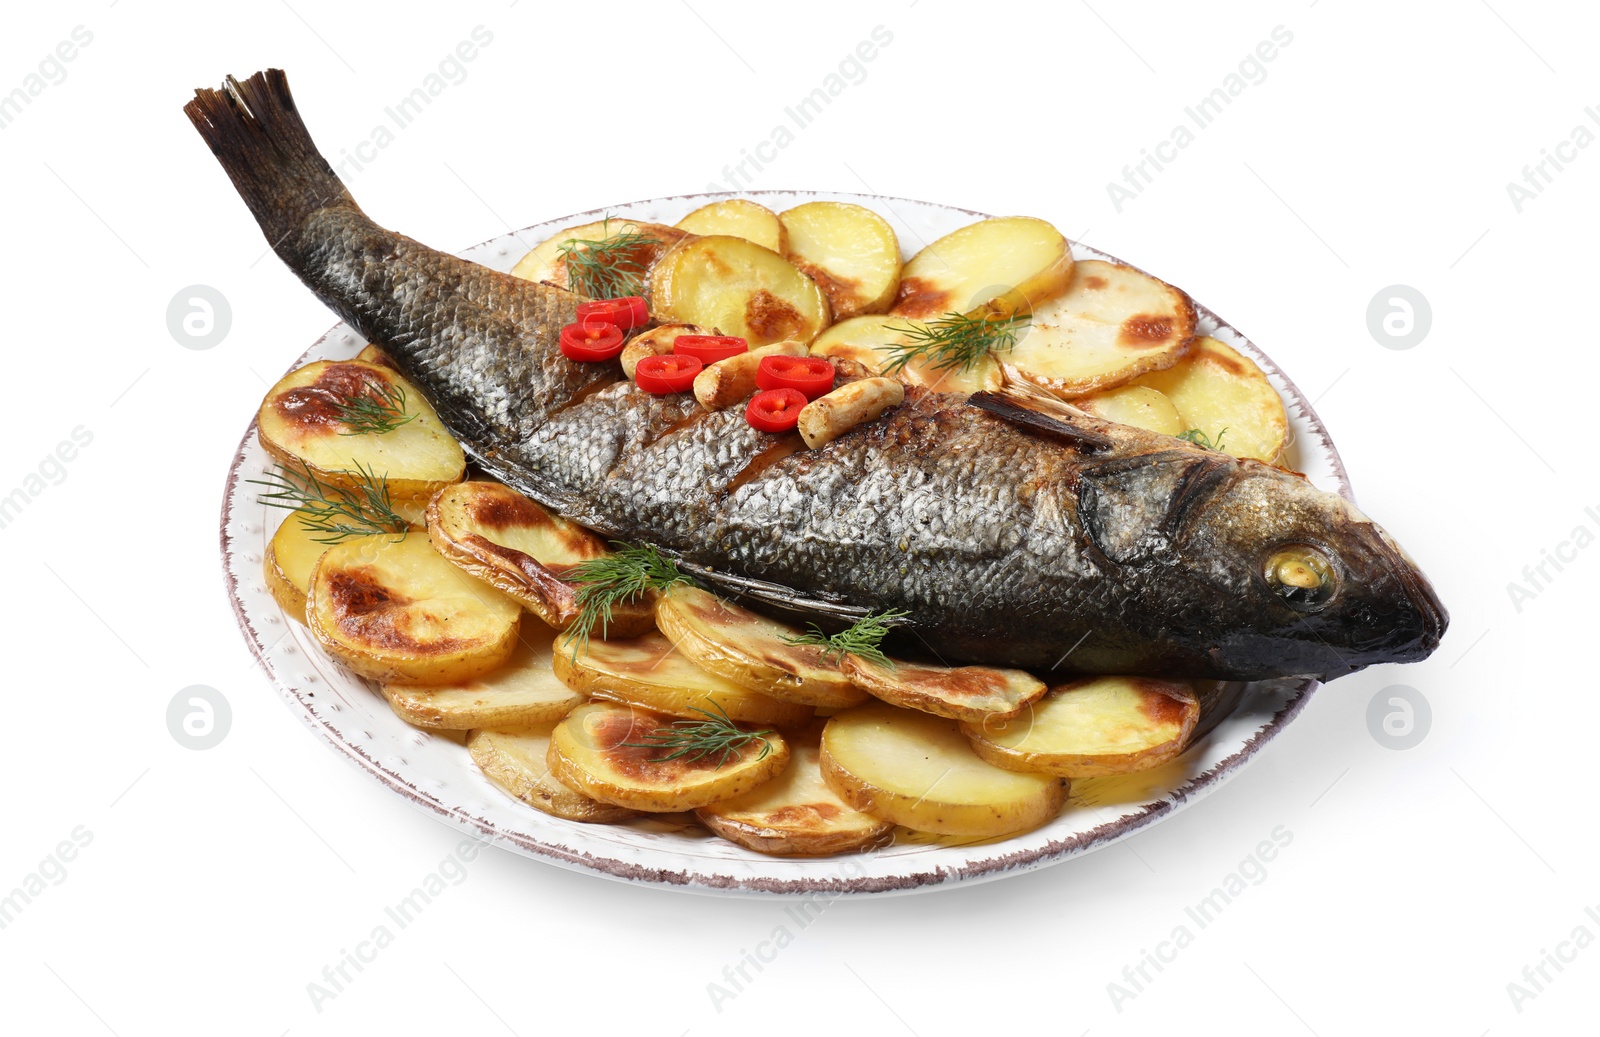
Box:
[1079,452,1447,680]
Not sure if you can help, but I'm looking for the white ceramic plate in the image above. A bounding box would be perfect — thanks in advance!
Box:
[220,191,1351,897]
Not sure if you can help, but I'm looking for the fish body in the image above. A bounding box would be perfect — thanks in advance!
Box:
[188,71,1446,681]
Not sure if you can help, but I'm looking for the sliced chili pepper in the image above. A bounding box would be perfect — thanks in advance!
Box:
[746,387,808,433]
[755,354,835,400]
[634,353,703,394]
[674,334,748,365]
[576,296,650,330]
[559,321,625,362]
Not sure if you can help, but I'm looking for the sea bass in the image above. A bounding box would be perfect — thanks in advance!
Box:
[187,70,1446,681]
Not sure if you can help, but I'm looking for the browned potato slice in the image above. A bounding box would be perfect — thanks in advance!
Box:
[468,724,638,823]
[890,216,1074,320]
[307,533,521,685]
[650,235,831,346]
[820,702,1067,837]
[381,630,584,730]
[779,201,901,319]
[962,676,1199,777]
[695,731,892,855]
[1073,384,1185,437]
[426,481,653,635]
[807,314,1002,393]
[553,630,814,727]
[258,359,465,501]
[265,506,330,622]
[509,218,689,295]
[548,701,789,812]
[355,343,399,370]
[1001,260,1195,396]
[1131,336,1289,462]
[654,585,866,709]
[620,322,704,379]
[840,654,1046,722]
[676,199,786,253]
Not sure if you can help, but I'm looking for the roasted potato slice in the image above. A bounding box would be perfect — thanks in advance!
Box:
[962,676,1199,778]
[553,630,814,727]
[821,702,1067,837]
[620,322,704,379]
[779,201,901,319]
[695,730,892,855]
[468,724,638,823]
[840,654,1046,722]
[1000,260,1195,397]
[1072,384,1185,437]
[549,701,790,812]
[307,533,521,685]
[381,630,584,730]
[654,585,866,709]
[355,343,399,370]
[807,315,1001,393]
[676,199,786,253]
[258,359,465,501]
[426,481,653,635]
[509,218,689,294]
[650,235,831,346]
[890,216,1074,320]
[1132,336,1289,463]
[265,506,333,622]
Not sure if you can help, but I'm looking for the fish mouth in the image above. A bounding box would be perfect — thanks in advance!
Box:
[1374,527,1448,661]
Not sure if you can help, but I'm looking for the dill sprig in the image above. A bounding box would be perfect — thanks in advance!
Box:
[883,311,1028,376]
[565,543,696,656]
[248,460,409,544]
[557,217,655,299]
[1178,427,1229,451]
[333,379,415,436]
[618,701,773,768]
[783,608,910,667]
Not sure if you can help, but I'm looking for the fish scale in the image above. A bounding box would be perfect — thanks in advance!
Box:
[188,69,1446,679]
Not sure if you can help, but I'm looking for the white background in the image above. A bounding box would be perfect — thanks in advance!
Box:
[1,1,1592,1033]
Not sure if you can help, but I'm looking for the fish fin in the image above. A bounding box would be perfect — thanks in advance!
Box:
[184,69,355,247]
[967,389,1115,452]
[676,563,873,624]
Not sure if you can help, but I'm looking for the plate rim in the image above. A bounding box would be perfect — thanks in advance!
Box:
[219,189,1350,897]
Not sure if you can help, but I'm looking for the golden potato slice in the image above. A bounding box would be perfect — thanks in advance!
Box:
[381,630,584,730]
[890,216,1074,320]
[620,322,704,379]
[553,630,814,727]
[265,506,332,622]
[307,533,521,685]
[355,343,399,370]
[962,676,1199,778]
[509,218,689,295]
[650,235,831,346]
[695,732,892,855]
[258,360,464,501]
[676,199,786,253]
[426,481,653,635]
[840,654,1046,722]
[549,701,789,812]
[1000,260,1195,396]
[807,314,1001,393]
[779,201,901,320]
[821,702,1067,837]
[1131,336,1289,463]
[1073,384,1184,437]
[468,724,638,823]
[654,585,866,709]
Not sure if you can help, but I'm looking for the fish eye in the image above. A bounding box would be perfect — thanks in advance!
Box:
[1263,545,1338,611]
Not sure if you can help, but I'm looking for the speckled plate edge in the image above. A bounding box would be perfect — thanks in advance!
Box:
[219,191,1352,898]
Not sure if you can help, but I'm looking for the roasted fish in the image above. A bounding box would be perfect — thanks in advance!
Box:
[187,70,1446,681]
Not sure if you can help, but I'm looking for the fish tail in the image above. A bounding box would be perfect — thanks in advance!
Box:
[183,69,355,248]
